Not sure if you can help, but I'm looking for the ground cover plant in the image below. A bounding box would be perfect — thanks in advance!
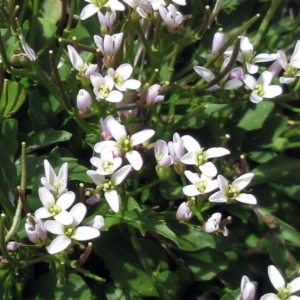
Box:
[1,0,300,299]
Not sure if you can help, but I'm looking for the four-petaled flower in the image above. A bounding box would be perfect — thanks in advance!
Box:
[44,203,100,254]
[35,187,75,225]
[260,265,300,300]
[209,173,257,205]
[243,71,282,103]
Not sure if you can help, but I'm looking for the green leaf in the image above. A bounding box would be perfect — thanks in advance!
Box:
[250,156,300,186]
[94,227,159,297]
[28,273,92,300]
[0,269,13,300]
[0,81,26,120]
[26,129,72,152]
[41,0,62,24]
[0,119,18,161]
[237,101,274,131]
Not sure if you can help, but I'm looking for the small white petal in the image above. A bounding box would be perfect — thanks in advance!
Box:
[106,117,126,142]
[125,151,143,171]
[263,85,282,98]
[184,170,199,185]
[209,191,227,203]
[246,63,259,74]
[279,77,295,84]
[223,79,243,90]
[268,265,286,291]
[260,293,279,300]
[290,296,300,300]
[183,185,200,197]
[235,193,257,205]
[80,4,99,20]
[123,79,141,90]
[206,147,230,159]
[73,226,100,241]
[180,151,197,165]
[243,74,257,90]
[289,276,300,293]
[106,90,123,103]
[199,162,217,177]
[44,220,65,235]
[38,187,55,208]
[104,190,119,212]
[35,207,52,219]
[193,66,215,82]
[112,165,132,185]
[131,129,155,146]
[54,211,73,225]
[233,173,254,190]
[181,135,201,152]
[56,191,75,210]
[217,175,228,193]
[87,170,105,185]
[70,203,87,226]
[47,235,71,254]
[116,64,132,79]
[255,53,277,63]
[250,91,263,104]
[67,46,83,70]
[94,140,119,153]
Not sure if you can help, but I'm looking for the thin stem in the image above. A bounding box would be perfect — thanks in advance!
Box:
[153,13,162,51]
[28,0,39,46]
[198,5,211,37]
[23,255,53,267]
[18,0,29,25]
[56,0,67,36]
[127,179,161,197]
[0,214,25,267]
[0,31,11,71]
[253,0,281,48]
[5,142,27,242]
[72,242,93,267]
[66,0,77,32]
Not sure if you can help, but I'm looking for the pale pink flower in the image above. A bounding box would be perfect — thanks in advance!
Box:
[176,202,192,221]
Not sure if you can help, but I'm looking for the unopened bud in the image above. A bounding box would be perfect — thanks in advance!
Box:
[87,215,105,231]
[176,202,192,221]
[77,89,92,117]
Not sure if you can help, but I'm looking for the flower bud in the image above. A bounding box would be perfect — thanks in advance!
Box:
[239,276,256,300]
[145,84,164,106]
[25,216,47,245]
[87,215,105,231]
[7,241,20,251]
[204,213,221,233]
[229,67,243,80]
[176,202,192,221]
[155,165,171,181]
[77,89,92,117]
[212,30,224,53]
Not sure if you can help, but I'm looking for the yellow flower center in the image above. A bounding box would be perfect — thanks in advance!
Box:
[48,204,62,216]
[254,84,264,97]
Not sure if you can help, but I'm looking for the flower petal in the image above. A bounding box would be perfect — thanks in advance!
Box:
[38,187,55,208]
[199,162,217,177]
[112,164,132,184]
[35,207,52,219]
[106,117,126,142]
[259,293,279,300]
[44,220,65,235]
[184,170,200,185]
[208,191,227,203]
[193,66,215,82]
[183,185,200,197]
[268,265,286,291]
[181,135,201,152]
[263,85,282,99]
[104,190,119,212]
[54,210,73,225]
[126,150,143,171]
[56,191,75,210]
[73,226,100,241]
[250,91,263,103]
[233,173,254,190]
[80,4,99,20]
[47,235,71,254]
[235,193,257,205]
[206,147,230,159]
[243,74,256,90]
[289,276,300,293]
[70,203,87,226]
[131,129,155,146]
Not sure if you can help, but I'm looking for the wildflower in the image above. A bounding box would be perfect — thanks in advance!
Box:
[19,34,36,61]
[90,73,123,102]
[25,216,48,245]
[88,215,105,231]
[159,4,184,32]
[35,187,75,225]
[239,276,256,300]
[278,40,300,84]
[41,160,68,198]
[204,213,228,236]
[97,11,116,34]
[180,135,230,177]
[123,0,153,18]
[90,146,122,175]
[168,132,186,174]
[194,57,243,91]
[80,0,125,20]
[183,171,218,196]
[67,45,97,85]
[77,89,92,117]
[87,165,132,212]
[260,265,300,300]
[176,202,192,221]
[108,64,141,91]
[7,242,21,251]
[209,173,257,205]
[44,203,100,254]
[243,71,282,103]
[94,33,123,58]
[225,36,277,74]
[94,117,155,170]
[154,140,173,180]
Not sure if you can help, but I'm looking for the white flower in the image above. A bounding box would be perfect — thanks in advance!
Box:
[123,0,153,18]
[168,132,186,174]
[225,36,277,74]
[94,117,155,171]
[194,57,243,91]
[44,203,100,254]
[260,265,300,300]
[176,202,192,221]
[154,140,173,168]
[80,0,125,20]
[180,135,230,177]
[243,71,282,103]
[204,212,225,235]
[90,146,122,175]
[19,34,36,61]
[25,216,47,244]
[239,276,256,300]
[67,45,97,83]
[144,84,164,106]
[108,64,141,91]
[159,4,184,31]
[41,160,68,198]
[87,165,132,212]
[90,73,123,102]
[77,89,92,117]
[35,187,75,225]
[212,31,224,54]
[87,215,105,231]
[97,11,116,34]
[278,40,300,84]
[94,33,123,57]
[209,173,257,205]
[183,171,218,196]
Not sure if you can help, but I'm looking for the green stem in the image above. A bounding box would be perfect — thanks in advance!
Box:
[285,142,300,150]
[18,0,29,25]
[137,21,152,66]
[0,214,25,267]
[277,101,300,114]
[28,0,39,46]
[153,14,162,51]
[127,179,161,197]
[66,0,77,32]
[167,44,179,82]
[0,79,8,119]
[57,260,66,285]
[0,31,11,71]
[5,143,26,243]
[253,0,281,48]
[169,105,205,132]
[23,255,53,267]
[198,5,211,37]
[56,0,67,36]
